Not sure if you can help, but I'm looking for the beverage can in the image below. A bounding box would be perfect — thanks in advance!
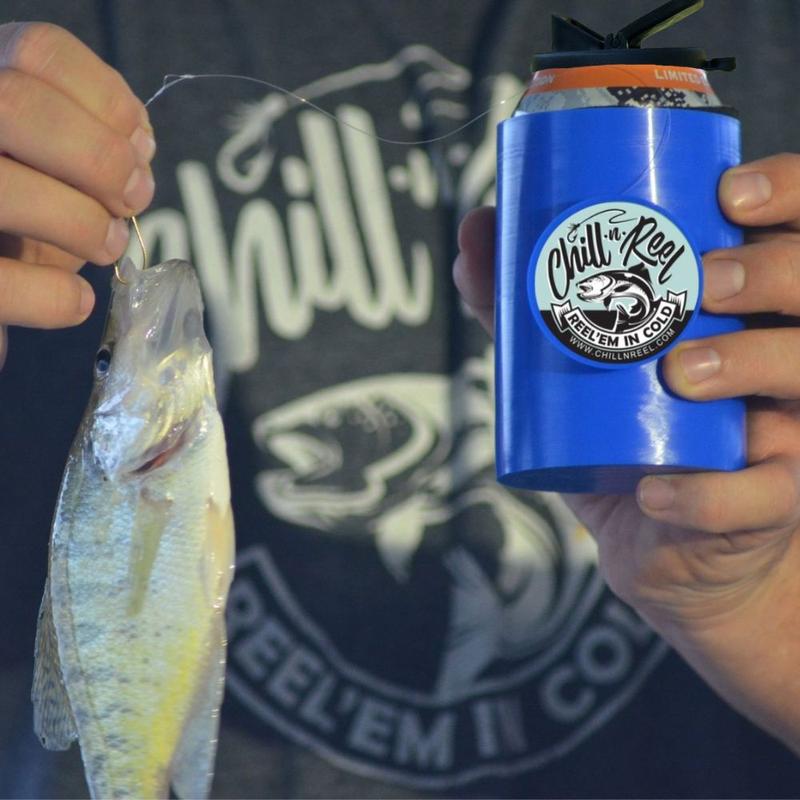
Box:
[494,0,746,492]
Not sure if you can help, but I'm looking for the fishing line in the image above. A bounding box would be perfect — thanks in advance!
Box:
[144,72,525,146]
[121,68,523,281]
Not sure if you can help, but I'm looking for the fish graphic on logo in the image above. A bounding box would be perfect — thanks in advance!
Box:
[576,269,656,333]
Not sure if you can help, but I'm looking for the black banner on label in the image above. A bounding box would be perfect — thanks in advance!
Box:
[548,291,688,361]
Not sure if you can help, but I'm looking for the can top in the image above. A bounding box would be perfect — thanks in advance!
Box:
[533,0,735,72]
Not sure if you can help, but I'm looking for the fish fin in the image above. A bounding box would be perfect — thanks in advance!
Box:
[627,263,652,283]
[203,499,235,609]
[169,616,227,800]
[171,495,233,799]
[31,579,78,750]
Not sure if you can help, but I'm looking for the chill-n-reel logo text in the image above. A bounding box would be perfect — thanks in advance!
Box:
[530,201,701,367]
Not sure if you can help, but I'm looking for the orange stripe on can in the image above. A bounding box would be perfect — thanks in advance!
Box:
[526,64,713,95]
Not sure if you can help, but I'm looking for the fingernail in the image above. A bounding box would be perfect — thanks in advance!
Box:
[638,478,675,512]
[123,167,155,211]
[723,171,772,211]
[704,259,745,301]
[679,346,721,383]
[79,281,95,317]
[130,125,156,164]
[105,217,129,260]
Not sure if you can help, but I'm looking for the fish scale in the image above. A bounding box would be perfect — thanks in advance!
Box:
[33,258,235,800]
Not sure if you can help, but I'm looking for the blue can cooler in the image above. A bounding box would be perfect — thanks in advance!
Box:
[494,14,745,493]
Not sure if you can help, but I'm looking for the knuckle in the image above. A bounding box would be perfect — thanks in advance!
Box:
[7,22,64,75]
[23,272,80,328]
[0,263,76,328]
[0,261,19,315]
[780,243,800,310]
[775,151,799,167]
[769,331,800,385]
[0,69,27,123]
[48,277,83,327]
[98,77,141,134]
[71,207,113,263]
[691,484,729,533]
[0,156,15,199]
[772,465,800,524]
[755,152,800,175]
[84,130,132,198]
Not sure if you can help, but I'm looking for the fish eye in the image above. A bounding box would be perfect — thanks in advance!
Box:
[94,346,112,379]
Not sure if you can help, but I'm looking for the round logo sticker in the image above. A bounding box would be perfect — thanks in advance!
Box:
[529,199,702,367]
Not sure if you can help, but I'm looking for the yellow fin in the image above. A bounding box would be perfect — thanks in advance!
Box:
[203,499,235,609]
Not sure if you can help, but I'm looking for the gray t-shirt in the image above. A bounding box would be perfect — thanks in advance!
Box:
[0,1,799,797]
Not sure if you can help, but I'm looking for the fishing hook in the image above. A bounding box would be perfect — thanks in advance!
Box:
[113,216,148,284]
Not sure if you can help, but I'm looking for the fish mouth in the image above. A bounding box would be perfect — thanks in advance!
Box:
[129,413,196,476]
[263,430,342,482]
[577,279,606,300]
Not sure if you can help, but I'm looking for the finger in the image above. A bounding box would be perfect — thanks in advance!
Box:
[0,233,84,271]
[637,459,800,533]
[746,402,800,464]
[0,22,151,137]
[0,258,94,328]
[453,253,494,333]
[744,228,800,246]
[453,206,495,334]
[0,325,6,369]
[0,155,130,265]
[662,328,800,401]
[0,69,154,217]
[719,153,800,231]
[701,238,800,315]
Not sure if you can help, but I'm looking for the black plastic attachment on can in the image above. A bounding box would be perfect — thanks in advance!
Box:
[533,0,735,72]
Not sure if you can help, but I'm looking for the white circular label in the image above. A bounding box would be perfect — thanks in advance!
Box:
[529,199,702,367]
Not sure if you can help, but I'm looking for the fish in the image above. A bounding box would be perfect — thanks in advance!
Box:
[576,269,655,330]
[32,257,235,800]
[252,374,480,581]
[251,371,494,535]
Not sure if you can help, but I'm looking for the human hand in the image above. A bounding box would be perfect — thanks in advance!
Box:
[0,22,156,366]
[453,153,800,752]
